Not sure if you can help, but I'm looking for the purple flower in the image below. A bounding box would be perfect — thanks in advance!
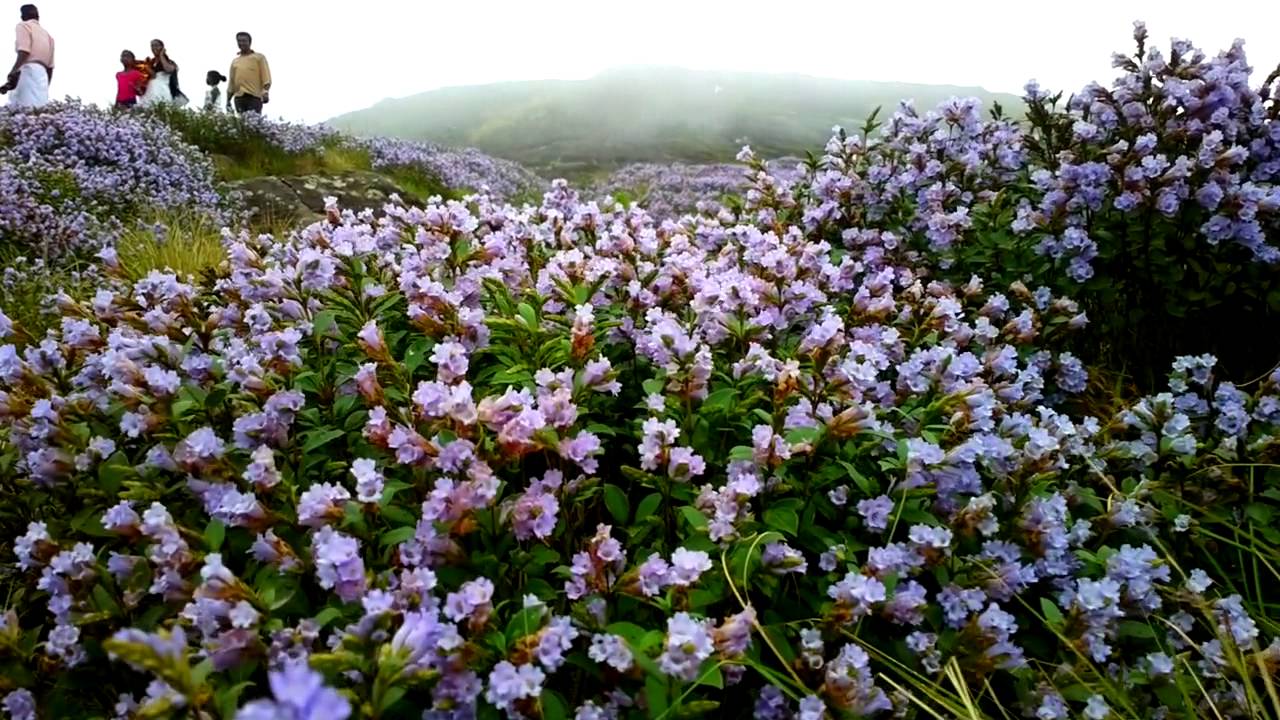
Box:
[235,662,351,720]
[297,483,351,528]
[484,662,545,714]
[588,633,634,672]
[2,690,35,720]
[349,459,384,504]
[857,496,894,532]
[311,527,366,603]
[669,548,712,587]
[658,613,714,681]
[536,616,579,671]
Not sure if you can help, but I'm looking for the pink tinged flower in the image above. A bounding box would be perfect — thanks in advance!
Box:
[297,483,351,528]
[484,661,545,714]
[510,487,560,541]
[535,615,579,671]
[430,339,470,384]
[102,501,141,534]
[581,356,621,395]
[357,320,388,359]
[667,446,706,481]
[714,607,756,657]
[354,362,383,403]
[445,578,495,625]
[243,445,281,491]
[558,431,602,473]
[251,530,300,572]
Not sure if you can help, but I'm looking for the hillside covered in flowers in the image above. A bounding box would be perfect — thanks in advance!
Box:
[0,21,1279,720]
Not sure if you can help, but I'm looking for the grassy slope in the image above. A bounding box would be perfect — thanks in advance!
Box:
[328,66,1024,180]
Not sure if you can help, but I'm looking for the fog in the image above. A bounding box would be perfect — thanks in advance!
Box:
[19,0,1280,122]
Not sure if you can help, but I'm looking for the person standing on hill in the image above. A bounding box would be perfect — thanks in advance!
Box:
[227,31,270,114]
[115,50,146,109]
[140,39,188,107]
[4,4,54,108]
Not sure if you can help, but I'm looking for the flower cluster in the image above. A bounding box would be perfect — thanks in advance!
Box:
[0,22,1278,720]
[357,135,547,201]
[591,158,805,219]
[0,102,223,260]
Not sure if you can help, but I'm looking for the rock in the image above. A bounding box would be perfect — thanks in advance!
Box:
[224,176,315,227]
[226,171,423,228]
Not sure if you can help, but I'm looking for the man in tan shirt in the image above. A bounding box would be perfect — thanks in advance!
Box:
[227,31,271,114]
[3,4,54,108]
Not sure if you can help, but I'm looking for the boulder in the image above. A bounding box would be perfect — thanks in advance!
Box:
[226,171,422,227]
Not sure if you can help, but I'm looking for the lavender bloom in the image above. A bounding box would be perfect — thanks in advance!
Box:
[235,662,351,720]
[2,690,35,720]
[311,527,366,603]
[349,459,385,504]
[857,496,894,532]
[484,662,545,715]
[658,613,715,681]
[588,633,634,672]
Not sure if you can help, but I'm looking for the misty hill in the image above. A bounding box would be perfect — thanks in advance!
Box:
[328,67,1023,180]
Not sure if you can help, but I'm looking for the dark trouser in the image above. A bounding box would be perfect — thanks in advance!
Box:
[234,94,264,114]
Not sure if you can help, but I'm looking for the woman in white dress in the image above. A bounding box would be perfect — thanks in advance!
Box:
[139,39,187,107]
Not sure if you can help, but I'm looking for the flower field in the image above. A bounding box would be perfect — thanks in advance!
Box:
[1,22,1279,720]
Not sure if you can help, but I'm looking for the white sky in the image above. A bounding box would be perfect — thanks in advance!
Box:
[18,0,1280,124]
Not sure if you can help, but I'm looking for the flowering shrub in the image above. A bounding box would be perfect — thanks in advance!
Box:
[145,105,346,159]
[1,173,1278,720]
[146,107,545,202]
[357,137,546,201]
[0,103,223,261]
[591,159,806,220]
[731,26,1280,382]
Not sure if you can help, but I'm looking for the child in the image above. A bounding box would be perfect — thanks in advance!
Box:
[204,70,227,112]
[115,50,146,108]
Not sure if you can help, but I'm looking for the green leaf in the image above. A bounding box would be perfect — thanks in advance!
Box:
[380,526,417,546]
[313,607,344,628]
[636,493,662,520]
[517,302,539,330]
[203,520,226,552]
[1039,597,1064,628]
[379,687,407,713]
[1118,620,1156,639]
[693,663,723,689]
[540,690,569,720]
[98,453,133,495]
[603,484,630,523]
[679,506,708,531]
[504,605,546,644]
[302,428,346,453]
[92,584,122,616]
[404,338,432,373]
[763,507,799,536]
[644,675,669,717]
[312,310,338,336]
[701,388,738,414]
[605,622,647,643]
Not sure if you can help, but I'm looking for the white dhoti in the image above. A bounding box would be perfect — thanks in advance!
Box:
[7,63,50,109]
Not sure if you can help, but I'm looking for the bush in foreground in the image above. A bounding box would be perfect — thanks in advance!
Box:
[0,180,1278,719]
